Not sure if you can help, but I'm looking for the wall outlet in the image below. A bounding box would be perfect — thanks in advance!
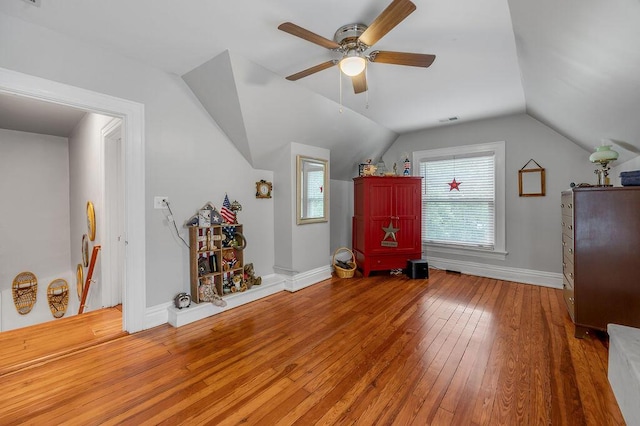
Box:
[154,196,168,209]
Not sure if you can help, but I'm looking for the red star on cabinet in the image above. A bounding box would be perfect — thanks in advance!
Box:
[449,178,461,191]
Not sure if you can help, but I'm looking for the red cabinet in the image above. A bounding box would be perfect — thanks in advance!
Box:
[352,176,422,277]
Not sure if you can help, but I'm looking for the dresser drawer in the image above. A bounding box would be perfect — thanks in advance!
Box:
[561,216,574,237]
[562,234,574,264]
[563,258,574,288]
[563,277,575,322]
[367,254,415,271]
[561,195,573,217]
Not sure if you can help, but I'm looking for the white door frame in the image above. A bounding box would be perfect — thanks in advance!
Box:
[0,67,146,333]
[102,118,124,308]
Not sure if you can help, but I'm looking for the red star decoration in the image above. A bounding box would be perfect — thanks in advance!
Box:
[449,178,461,191]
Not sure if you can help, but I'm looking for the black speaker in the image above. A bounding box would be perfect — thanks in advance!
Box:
[407,259,429,279]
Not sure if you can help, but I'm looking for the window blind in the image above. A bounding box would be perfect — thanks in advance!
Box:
[419,154,495,249]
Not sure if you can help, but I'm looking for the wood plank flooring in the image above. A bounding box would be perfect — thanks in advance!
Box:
[0,306,125,376]
[0,270,625,425]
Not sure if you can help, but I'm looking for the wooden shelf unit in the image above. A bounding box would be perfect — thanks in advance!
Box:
[189,224,244,303]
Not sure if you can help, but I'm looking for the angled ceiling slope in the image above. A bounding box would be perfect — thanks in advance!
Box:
[182,51,253,165]
[508,0,640,163]
[183,50,398,181]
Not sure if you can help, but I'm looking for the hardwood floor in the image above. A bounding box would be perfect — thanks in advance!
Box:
[0,306,125,376]
[0,270,624,425]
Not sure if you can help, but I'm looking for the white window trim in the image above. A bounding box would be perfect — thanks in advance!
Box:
[413,141,507,261]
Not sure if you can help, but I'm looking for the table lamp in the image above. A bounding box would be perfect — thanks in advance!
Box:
[589,142,618,186]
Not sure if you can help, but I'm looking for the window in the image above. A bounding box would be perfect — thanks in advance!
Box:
[413,141,506,259]
[303,168,325,218]
[296,155,328,224]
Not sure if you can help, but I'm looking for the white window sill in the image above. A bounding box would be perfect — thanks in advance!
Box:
[425,243,508,261]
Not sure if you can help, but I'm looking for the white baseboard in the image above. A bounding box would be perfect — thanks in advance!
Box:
[144,302,172,330]
[165,274,285,328]
[426,256,563,288]
[158,266,333,328]
[283,265,332,292]
[150,258,559,329]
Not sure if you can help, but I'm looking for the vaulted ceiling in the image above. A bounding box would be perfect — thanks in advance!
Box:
[1,0,638,173]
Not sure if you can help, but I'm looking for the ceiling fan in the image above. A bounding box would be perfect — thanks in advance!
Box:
[278,0,435,94]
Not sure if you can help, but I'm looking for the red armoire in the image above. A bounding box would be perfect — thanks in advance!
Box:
[352,176,422,277]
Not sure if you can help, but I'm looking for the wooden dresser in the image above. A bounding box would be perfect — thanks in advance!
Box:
[561,187,640,338]
[353,176,422,277]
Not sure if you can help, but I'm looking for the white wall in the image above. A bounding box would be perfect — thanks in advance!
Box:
[273,144,294,273]
[0,13,276,308]
[68,112,115,313]
[329,179,354,255]
[273,142,331,274]
[0,128,72,330]
[383,113,595,274]
[290,143,331,273]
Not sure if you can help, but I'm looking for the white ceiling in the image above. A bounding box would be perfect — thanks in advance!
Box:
[1,0,638,159]
[0,92,86,137]
[0,0,525,135]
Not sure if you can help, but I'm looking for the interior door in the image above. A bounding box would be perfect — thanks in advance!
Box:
[103,120,124,307]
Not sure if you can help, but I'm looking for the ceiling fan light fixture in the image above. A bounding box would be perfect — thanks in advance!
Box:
[339,51,366,76]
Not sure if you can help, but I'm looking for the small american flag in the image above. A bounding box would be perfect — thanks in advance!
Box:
[220,194,236,224]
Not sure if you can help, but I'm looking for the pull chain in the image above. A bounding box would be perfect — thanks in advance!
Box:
[339,66,343,113]
[365,63,369,109]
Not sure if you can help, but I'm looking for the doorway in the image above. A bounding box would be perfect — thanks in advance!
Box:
[0,67,146,333]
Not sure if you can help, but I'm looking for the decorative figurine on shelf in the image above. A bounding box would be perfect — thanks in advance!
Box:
[230,200,243,223]
[222,226,236,248]
[222,250,238,271]
[207,228,215,251]
[232,274,246,292]
[362,159,377,176]
[393,163,398,176]
[185,214,199,227]
[402,153,411,176]
[186,202,223,226]
[198,277,216,302]
[221,194,236,224]
[222,275,232,294]
[243,263,262,289]
[229,232,247,250]
[198,208,211,227]
[210,208,223,224]
[198,257,211,276]
[174,292,191,309]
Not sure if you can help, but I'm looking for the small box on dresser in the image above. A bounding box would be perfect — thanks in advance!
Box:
[620,170,640,186]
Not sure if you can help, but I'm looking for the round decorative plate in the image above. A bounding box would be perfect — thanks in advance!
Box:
[82,234,89,267]
[86,201,96,241]
[76,263,84,301]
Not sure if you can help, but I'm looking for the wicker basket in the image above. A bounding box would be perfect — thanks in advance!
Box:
[332,247,357,278]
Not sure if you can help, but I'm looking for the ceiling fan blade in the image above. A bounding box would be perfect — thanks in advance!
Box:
[358,0,416,47]
[369,51,436,68]
[352,72,368,94]
[285,60,338,81]
[278,22,340,50]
